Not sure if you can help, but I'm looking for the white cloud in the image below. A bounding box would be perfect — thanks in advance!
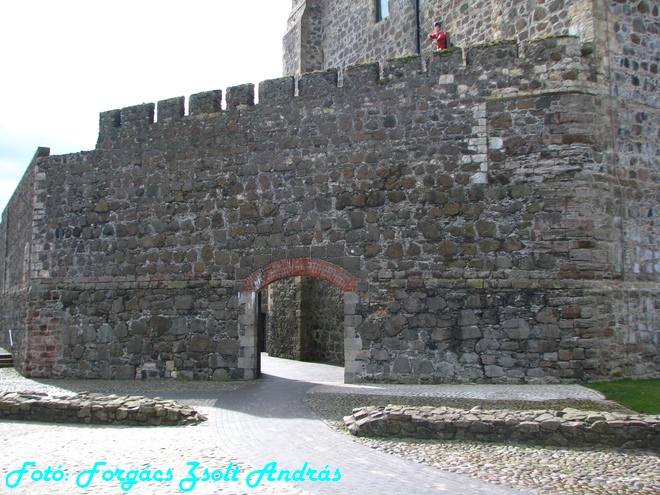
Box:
[0,0,291,213]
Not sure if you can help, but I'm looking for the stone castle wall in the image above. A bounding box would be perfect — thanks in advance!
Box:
[0,148,44,354]
[598,1,659,376]
[300,277,345,364]
[0,26,658,382]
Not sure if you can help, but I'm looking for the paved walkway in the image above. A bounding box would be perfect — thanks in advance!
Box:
[214,378,528,494]
[3,354,654,495]
[209,355,602,495]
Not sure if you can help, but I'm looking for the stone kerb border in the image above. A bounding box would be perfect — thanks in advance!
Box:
[0,391,207,426]
[344,405,660,450]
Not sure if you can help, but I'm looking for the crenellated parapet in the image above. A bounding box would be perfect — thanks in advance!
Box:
[97,36,596,149]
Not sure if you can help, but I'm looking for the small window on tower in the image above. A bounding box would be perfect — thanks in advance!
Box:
[377,0,389,21]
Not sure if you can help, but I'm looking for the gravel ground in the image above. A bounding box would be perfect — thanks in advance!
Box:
[356,438,660,495]
[303,392,660,495]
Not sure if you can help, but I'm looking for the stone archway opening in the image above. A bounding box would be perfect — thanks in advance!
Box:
[237,258,362,382]
[261,276,345,365]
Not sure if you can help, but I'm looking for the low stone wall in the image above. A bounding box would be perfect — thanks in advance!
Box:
[0,391,206,426]
[344,405,660,450]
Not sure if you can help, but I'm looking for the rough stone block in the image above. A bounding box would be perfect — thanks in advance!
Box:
[189,334,210,352]
[466,40,518,69]
[258,77,295,102]
[174,295,194,311]
[343,62,380,89]
[298,69,338,97]
[383,55,422,80]
[212,368,229,381]
[502,318,531,339]
[114,365,135,380]
[392,355,411,373]
[218,339,240,356]
[458,327,483,340]
[157,97,185,121]
[524,35,581,64]
[189,90,222,115]
[426,49,463,75]
[226,84,255,109]
[120,103,155,125]
[175,370,194,381]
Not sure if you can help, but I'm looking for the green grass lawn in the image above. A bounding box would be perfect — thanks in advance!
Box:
[585,379,660,414]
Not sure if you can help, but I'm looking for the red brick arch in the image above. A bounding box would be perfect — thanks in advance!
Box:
[239,258,359,293]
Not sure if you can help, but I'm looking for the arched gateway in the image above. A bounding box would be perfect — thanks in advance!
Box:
[237,258,363,381]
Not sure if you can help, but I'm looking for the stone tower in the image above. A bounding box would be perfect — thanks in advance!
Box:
[284,0,616,75]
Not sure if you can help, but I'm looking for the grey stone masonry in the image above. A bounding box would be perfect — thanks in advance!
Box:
[285,0,602,76]
[0,391,206,426]
[1,1,658,385]
[345,404,660,450]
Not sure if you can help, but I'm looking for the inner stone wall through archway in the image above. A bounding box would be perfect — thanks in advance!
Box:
[238,259,362,382]
[265,276,345,364]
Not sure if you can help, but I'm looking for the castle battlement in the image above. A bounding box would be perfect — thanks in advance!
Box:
[97,36,596,148]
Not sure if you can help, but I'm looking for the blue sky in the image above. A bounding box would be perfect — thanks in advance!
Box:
[0,0,291,214]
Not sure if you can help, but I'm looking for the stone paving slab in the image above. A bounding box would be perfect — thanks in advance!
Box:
[211,354,530,494]
[212,378,530,495]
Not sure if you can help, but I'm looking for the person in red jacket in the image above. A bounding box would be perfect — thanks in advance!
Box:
[428,21,448,50]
